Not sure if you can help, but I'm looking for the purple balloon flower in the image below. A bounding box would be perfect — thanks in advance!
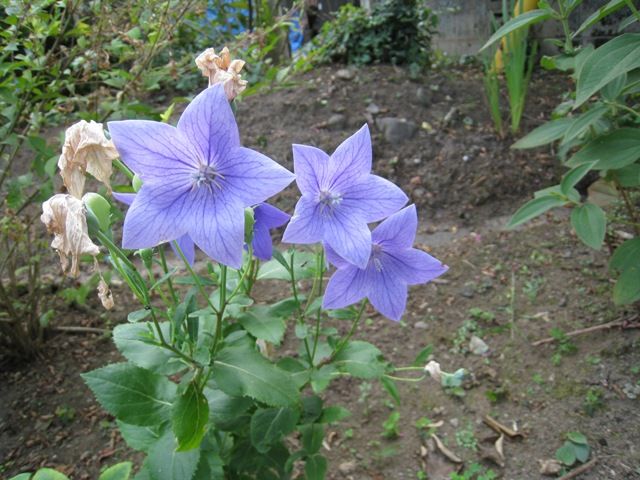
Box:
[282,125,407,268]
[107,84,294,269]
[113,192,288,263]
[252,203,290,261]
[323,205,448,321]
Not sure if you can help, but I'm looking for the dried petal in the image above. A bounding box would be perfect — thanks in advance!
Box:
[424,360,442,382]
[98,278,114,310]
[195,46,248,100]
[58,120,118,198]
[41,194,100,277]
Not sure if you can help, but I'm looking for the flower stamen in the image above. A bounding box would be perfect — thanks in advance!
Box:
[318,190,342,216]
[192,164,225,192]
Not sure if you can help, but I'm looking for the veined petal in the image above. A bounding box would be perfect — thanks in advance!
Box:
[323,243,351,269]
[323,266,369,310]
[186,189,245,268]
[368,270,408,321]
[328,124,372,192]
[176,84,240,165]
[323,209,371,269]
[342,175,408,223]
[282,196,324,244]
[252,204,290,261]
[219,147,294,205]
[170,235,197,265]
[382,249,448,285]
[292,144,331,195]
[122,181,191,249]
[372,204,418,249]
[108,121,199,181]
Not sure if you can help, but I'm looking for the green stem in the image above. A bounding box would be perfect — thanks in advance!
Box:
[173,240,219,315]
[311,248,325,361]
[383,373,426,383]
[289,250,313,364]
[113,158,134,181]
[625,0,640,22]
[332,299,368,359]
[159,247,179,305]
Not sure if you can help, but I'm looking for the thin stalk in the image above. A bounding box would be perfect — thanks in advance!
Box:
[624,0,640,22]
[383,373,426,383]
[173,240,219,315]
[332,299,368,359]
[310,249,325,361]
[159,247,179,305]
[289,250,313,364]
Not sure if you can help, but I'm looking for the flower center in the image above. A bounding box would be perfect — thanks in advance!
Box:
[371,244,384,272]
[192,164,224,192]
[318,190,342,216]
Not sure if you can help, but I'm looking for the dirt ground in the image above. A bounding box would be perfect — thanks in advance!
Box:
[1,64,639,479]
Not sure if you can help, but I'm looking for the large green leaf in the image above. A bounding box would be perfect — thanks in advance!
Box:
[203,386,253,431]
[250,407,299,453]
[172,383,210,451]
[238,307,286,345]
[512,118,573,149]
[304,454,327,480]
[113,322,183,375]
[566,128,640,170]
[116,421,163,453]
[211,344,299,406]
[575,0,627,36]
[258,251,316,280]
[98,462,133,480]
[300,423,324,455]
[8,475,32,480]
[480,10,552,51]
[570,203,606,250]
[575,34,640,107]
[611,163,640,187]
[610,238,640,272]
[562,105,608,144]
[333,341,384,379]
[32,471,69,480]
[614,266,640,305]
[147,431,200,480]
[506,196,566,228]
[82,363,176,426]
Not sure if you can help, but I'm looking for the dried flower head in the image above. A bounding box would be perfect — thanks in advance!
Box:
[58,120,118,198]
[195,46,248,100]
[41,194,100,277]
[98,278,114,310]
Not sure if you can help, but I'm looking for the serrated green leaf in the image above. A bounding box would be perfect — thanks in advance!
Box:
[258,251,315,280]
[333,341,384,379]
[381,376,401,405]
[301,395,323,424]
[575,34,640,107]
[610,238,640,272]
[562,106,608,145]
[480,10,552,51]
[276,357,310,389]
[147,431,200,480]
[250,407,299,453]
[571,203,606,250]
[116,421,162,453]
[172,383,209,451]
[412,344,433,367]
[305,454,327,480]
[300,423,324,455]
[203,387,252,431]
[238,307,286,345]
[567,431,588,445]
[98,462,133,480]
[211,344,299,406]
[567,128,640,170]
[32,470,69,480]
[310,364,337,393]
[127,309,151,323]
[319,406,351,424]
[613,265,640,305]
[506,196,566,228]
[82,363,176,426]
[556,442,577,466]
[512,118,573,149]
[113,323,182,375]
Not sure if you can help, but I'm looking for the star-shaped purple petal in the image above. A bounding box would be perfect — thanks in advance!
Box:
[283,125,408,268]
[252,203,290,261]
[108,84,294,268]
[323,205,448,321]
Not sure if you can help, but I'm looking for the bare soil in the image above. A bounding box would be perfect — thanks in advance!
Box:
[1,64,639,480]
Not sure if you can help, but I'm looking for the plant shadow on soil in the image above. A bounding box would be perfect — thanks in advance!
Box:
[1,64,639,479]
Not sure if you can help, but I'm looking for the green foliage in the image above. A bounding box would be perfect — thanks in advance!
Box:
[550,328,577,365]
[455,424,478,451]
[311,0,437,70]
[503,0,640,305]
[556,432,590,467]
[450,462,498,480]
[381,411,401,439]
[583,387,605,416]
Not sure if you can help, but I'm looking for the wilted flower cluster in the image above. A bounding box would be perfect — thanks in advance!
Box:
[195,46,248,100]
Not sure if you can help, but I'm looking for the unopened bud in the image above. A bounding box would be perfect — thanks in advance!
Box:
[83,192,111,232]
[132,174,143,192]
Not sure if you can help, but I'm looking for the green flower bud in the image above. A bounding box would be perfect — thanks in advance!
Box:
[82,192,111,232]
[132,174,143,192]
[244,207,255,246]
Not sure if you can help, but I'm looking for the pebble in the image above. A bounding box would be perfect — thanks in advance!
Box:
[338,461,357,475]
[376,117,418,143]
[459,284,475,298]
[327,113,347,130]
[414,320,428,329]
[416,87,431,106]
[449,418,459,427]
[335,68,355,80]
[469,335,489,355]
[365,103,380,115]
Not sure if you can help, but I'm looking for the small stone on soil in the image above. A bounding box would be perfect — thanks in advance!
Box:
[376,117,418,143]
